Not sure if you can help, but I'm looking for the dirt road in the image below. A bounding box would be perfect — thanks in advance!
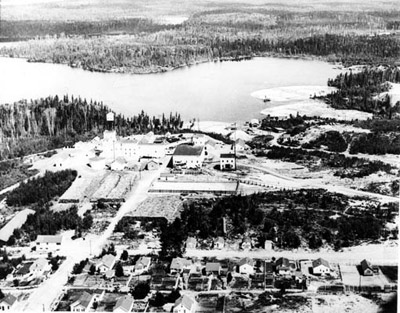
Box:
[15,157,169,311]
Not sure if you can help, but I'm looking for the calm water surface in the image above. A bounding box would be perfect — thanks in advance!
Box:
[0,57,341,122]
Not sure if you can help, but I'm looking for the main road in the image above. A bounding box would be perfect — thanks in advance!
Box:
[14,157,170,312]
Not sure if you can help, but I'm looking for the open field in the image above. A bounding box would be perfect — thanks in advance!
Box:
[126,195,183,222]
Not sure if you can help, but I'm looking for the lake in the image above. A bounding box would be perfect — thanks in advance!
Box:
[0,57,341,122]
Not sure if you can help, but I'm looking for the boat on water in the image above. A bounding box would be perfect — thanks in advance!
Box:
[263,96,271,103]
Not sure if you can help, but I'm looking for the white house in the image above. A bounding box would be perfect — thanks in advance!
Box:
[173,295,196,313]
[110,157,127,171]
[264,240,273,250]
[95,254,116,273]
[113,295,134,313]
[0,295,17,311]
[220,153,236,170]
[238,258,255,276]
[35,235,63,252]
[170,258,192,274]
[192,134,207,146]
[70,290,104,312]
[312,258,331,275]
[173,145,205,169]
[235,139,248,152]
[185,237,197,250]
[214,237,225,250]
[135,256,151,273]
[250,119,260,127]
[30,258,51,277]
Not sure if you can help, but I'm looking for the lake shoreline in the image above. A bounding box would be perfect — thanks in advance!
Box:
[0,51,339,75]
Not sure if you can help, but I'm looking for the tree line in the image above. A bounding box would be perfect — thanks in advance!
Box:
[0,95,183,160]
[6,169,77,207]
[323,66,400,117]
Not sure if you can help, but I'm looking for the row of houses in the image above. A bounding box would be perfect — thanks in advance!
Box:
[185,237,274,251]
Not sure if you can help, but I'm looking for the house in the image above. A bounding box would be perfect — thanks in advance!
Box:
[235,138,248,152]
[14,262,33,279]
[220,153,236,170]
[192,134,207,146]
[214,237,225,250]
[105,269,115,280]
[264,240,273,250]
[110,157,127,171]
[238,258,255,276]
[95,254,116,273]
[0,294,17,311]
[70,292,95,312]
[241,237,252,250]
[30,258,51,276]
[360,259,378,276]
[144,160,159,171]
[276,257,293,275]
[0,209,35,243]
[35,235,63,252]
[205,262,221,276]
[173,145,205,169]
[170,258,192,274]
[249,119,260,127]
[113,295,135,313]
[185,237,197,250]
[135,257,151,273]
[71,290,105,312]
[312,258,331,275]
[173,295,196,313]
[122,265,135,275]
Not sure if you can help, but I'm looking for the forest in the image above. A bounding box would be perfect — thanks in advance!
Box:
[0,95,183,160]
[5,169,77,207]
[1,9,400,73]
[323,66,400,117]
[301,130,347,152]
[159,189,395,258]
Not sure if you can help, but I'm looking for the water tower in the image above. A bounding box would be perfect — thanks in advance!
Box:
[106,112,115,130]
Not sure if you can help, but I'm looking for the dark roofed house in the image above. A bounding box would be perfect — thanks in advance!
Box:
[220,153,236,170]
[0,294,17,311]
[276,257,292,275]
[360,259,378,276]
[173,145,204,169]
[312,258,331,275]
[70,292,95,312]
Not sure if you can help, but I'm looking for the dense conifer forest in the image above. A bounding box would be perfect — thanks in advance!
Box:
[0,95,183,160]
[1,9,399,73]
[323,66,400,117]
[159,190,396,257]
[6,169,77,206]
